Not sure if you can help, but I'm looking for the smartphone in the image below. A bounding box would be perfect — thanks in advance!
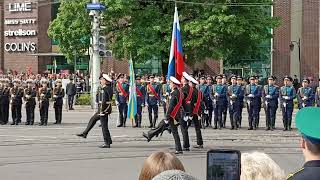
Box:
[207,149,241,180]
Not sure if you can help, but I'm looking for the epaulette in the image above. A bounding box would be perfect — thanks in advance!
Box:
[287,168,304,180]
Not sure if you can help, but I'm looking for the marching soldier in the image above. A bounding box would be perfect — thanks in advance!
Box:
[38,78,51,126]
[66,76,76,110]
[297,78,314,109]
[53,79,65,124]
[236,76,245,128]
[245,76,262,130]
[262,76,279,131]
[222,75,229,128]
[198,76,210,127]
[135,76,146,128]
[115,74,129,127]
[255,76,262,128]
[146,75,161,128]
[206,76,214,127]
[143,76,184,154]
[227,75,244,130]
[10,79,24,125]
[24,79,37,125]
[315,78,320,107]
[280,76,296,131]
[212,75,228,129]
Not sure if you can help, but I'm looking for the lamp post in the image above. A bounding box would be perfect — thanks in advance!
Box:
[290,38,301,81]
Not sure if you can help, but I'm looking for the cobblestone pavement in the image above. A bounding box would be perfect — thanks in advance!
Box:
[0,107,303,180]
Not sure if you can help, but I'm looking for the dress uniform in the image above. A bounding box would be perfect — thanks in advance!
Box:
[24,79,37,125]
[143,76,184,154]
[66,77,76,110]
[1,79,10,124]
[0,78,7,125]
[10,79,24,125]
[287,107,320,180]
[314,79,320,107]
[280,76,296,131]
[262,76,279,131]
[97,74,114,148]
[115,74,129,127]
[297,78,314,109]
[212,75,228,129]
[53,79,65,124]
[38,79,52,126]
[236,76,245,127]
[227,76,244,130]
[206,76,214,127]
[222,75,229,128]
[245,76,262,130]
[255,76,262,128]
[135,76,146,128]
[146,75,161,128]
[198,76,210,127]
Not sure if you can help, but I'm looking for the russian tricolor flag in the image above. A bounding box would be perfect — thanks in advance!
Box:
[167,6,184,81]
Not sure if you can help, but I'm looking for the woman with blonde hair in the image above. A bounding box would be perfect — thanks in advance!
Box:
[139,151,187,180]
[241,152,286,180]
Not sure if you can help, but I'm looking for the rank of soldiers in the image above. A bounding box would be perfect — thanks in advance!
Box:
[0,77,65,126]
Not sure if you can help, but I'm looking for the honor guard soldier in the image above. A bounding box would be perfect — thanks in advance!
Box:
[161,79,171,115]
[97,74,114,148]
[315,79,320,107]
[287,107,320,180]
[254,75,263,128]
[24,79,37,125]
[53,79,65,124]
[10,79,24,125]
[1,78,10,125]
[280,76,296,131]
[66,76,77,110]
[146,75,161,128]
[221,75,229,128]
[227,75,244,130]
[245,76,262,130]
[135,76,146,128]
[198,76,210,127]
[143,76,184,154]
[212,75,228,129]
[38,78,52,126]
[115,74,129,127]
[262,76,280,131]
[206,76,214,127]
[236,76,245,128]
[297,78,314,109]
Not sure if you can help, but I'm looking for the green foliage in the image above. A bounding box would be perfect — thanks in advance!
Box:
[75,93,91,105]
[48,0,280,65]
[48,0,91,63]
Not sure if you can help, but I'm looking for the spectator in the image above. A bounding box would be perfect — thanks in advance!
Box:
[152,170,197,180]
[138,152,185,180]
[288,107,320,180]
[241,152,285,180]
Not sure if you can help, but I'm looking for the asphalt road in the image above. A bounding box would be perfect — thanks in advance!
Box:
[0,107,304,180]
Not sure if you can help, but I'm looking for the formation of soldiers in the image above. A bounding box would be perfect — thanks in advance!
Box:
[0,77,78,126]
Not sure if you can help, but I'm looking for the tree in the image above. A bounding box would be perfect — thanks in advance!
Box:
[48,0,279,66]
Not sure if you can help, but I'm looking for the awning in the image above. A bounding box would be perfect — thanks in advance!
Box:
[27,52,64,57]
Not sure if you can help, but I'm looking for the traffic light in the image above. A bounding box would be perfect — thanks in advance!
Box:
[98,36,107,57]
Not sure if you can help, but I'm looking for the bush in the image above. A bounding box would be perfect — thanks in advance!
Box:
[75,94,91,105]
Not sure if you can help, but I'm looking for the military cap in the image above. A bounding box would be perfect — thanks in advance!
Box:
[230,75,237,80]
[283,76,293,81]
[296,107,320,144]
[268,76,277,80]
[215,75,222,79]
[237,76,243,80]
[200,76,205,80]
[26,79,34,83]
[302,78,310,84]
[169,76,181,85]
[149,74,155,79]
[206,76,213,81]
[135,75,141,80]
[117,73,124,80]
[101,74,112,82]
[189,75,199,85]
[13,79,21,83]
[222,74,227,79]
[249,76,256,80]
[40,78,48,84]
[182,72,190,81]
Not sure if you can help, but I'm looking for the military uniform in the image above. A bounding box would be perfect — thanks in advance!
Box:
[38,79,52,126]
[262,76,279,130]
[66,78,76,110]
[287,107,320,180]
[206,78,214,127]
[222,75,229,128]
[1,79,10,124]
[198,78,210,127]
[146,76,161,128]
[315,85,320,107]
[0,79,9,125]
[280,76,296,131]
[115,75,129,127]
[245,77,262,130]
[53,80,65,124]
[10,80,24,125]
[212,75,228,129]
[24,80,37,125]
[237,76,245,127]
[227,77,244,130]
[297,79,314,109]
[135,77,146,127]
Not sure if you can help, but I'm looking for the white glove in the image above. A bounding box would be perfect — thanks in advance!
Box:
[183,116,189,122]
[283,96,289,100]
[266,95,272,99]
[11,94,14,98]
[232,94,237,98]
[166,92,169,96]
[164,120,169,124]
[116,101,119,106]
[303,96,308,100]
[53,95,57,98]
[215,93,219,97]
[157,102,159,106]
[204,110,209,114]
[189,116,193,120]
[248,94,254,98]
[163,99,167,103]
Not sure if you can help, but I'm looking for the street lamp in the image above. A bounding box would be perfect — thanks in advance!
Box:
[289,38,301,81]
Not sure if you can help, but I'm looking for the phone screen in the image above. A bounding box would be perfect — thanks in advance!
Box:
[207,150,240,180]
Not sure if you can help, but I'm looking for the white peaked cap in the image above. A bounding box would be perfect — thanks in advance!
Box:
[170,76,181,85]
[189,76,199,85]
[102,74,112,82]
[182,72,189,79]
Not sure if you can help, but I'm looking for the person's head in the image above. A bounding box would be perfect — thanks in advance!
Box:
[222,75,227,84]
[139,152,185,180]
[149,75,155,83]
[199,76,205,84]
[230,76,237,85]
[268,76,276,85]
[241,152,285,180]
[249,76,255,85]
[13,79,21,87]
[237,76,243,85]
[100,74,112,86]
[254,76,259,84]
[216,75,222,84]
[283,76,292,86]
[117,74,124,83]
[206,76,213,85]
[56,79,62,87]
[169,77,180,89]
[302,79,310,87]
[26,79,34,88]
[136,76,141,84]
[152,170,197,180]
[181,72,189,85]
[296,108,320,161]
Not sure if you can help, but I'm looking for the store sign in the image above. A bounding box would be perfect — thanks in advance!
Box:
[4,42,37,52]
[4,29,37,37]
[4,19,37,25]
[8,2,32,12]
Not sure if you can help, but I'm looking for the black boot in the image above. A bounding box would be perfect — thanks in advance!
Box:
[152,118,157,129]
[76,133,87,138]
[148,115,153,128]
[143,121,166,142]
